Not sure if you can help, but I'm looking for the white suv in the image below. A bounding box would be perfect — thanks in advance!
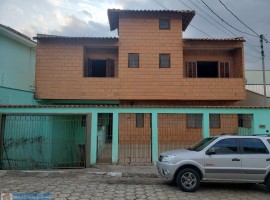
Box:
[157,135,270,192]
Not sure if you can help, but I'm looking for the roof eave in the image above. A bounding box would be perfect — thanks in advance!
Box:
[0,26,36,48]
[107,9,196,32]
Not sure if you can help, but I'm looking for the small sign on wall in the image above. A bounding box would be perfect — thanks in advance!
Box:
[259,125,266,129]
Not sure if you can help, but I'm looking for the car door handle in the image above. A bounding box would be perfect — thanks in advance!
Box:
[266,158,270,161]
[232,158,240,161]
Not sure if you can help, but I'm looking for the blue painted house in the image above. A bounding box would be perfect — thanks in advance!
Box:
[0,24,36,105]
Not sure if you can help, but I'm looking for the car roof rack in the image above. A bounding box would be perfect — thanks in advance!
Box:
[252,134,270,137]
[220,133,237,136]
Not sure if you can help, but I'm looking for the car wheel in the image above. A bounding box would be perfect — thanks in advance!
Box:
[176,168,200,192]
[265,176,270,191]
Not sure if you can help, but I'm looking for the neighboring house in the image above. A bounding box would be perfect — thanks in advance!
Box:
[0,24,36,104]
[236,70,270,106]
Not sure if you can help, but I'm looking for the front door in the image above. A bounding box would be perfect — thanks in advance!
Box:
[204,138,242,180]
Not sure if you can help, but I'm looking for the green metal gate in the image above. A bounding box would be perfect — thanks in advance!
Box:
[0,115,86,170]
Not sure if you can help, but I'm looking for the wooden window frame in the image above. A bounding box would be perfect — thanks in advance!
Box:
[219,61,230,78]
[128,53,139,68]
[186,62,197,78]
[159,54,170,68]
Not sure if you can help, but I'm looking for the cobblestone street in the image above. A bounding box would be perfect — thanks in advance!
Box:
[0,171,269,200]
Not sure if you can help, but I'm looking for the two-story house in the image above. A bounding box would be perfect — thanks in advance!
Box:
[33,9,246,164]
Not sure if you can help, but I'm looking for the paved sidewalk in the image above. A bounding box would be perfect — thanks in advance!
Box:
[1,165,270,199]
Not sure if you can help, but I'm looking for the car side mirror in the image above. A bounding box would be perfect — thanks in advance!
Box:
[206,147,216,155]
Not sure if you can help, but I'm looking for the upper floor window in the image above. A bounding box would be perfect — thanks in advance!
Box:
[159,54,170,68]
[159,19,170,30]
[186,61,230,78]
[128,53,139,68]
[84,59,114,77]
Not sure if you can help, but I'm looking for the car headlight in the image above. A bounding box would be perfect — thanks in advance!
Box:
[161,155,176,162]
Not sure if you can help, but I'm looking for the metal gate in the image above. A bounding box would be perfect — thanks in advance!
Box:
[0,115,86,170]
[118,113,151,164]
[97,113,113,163]
[158,114,203,154]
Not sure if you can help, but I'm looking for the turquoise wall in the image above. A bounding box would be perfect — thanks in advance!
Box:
[0,34,35,91]
[0,87,37,104]
[1,107,270,166]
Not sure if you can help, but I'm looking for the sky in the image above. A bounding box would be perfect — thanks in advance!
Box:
[0,0,270,70]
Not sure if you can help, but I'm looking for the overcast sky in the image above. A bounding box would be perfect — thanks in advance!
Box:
[1,0,270,70]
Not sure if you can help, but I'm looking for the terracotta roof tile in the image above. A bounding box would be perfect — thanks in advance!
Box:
[183,37,245,42]
[0,105,269,109]
[34,34,118,40]
[107,9,195,31]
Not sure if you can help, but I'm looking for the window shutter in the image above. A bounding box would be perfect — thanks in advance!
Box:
[186,62,196,78]
[84,59,92,77]
[106,59,114,77]
[219,62,230,78]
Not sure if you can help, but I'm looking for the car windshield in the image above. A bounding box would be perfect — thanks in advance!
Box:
[187,137,217,151]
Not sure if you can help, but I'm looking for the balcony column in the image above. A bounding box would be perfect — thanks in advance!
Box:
[90,112,97,164]
[112,112,119,164]
[151,112,158,165]
[202,112,210,138]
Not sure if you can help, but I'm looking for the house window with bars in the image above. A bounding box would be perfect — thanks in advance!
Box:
[187,114,202,128]
[159,54,170,68]
[238,114,252,128]
[210,114,220,128]
[128,53,139,68]
[136,113,144,128]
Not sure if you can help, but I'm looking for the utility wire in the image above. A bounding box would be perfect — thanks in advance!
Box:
[152,0,211,38]
[153,0,261,58]
[153,0,168,10]
[200,0,258,38]
[178,0,261,54]
[189,24,212,38]
[193,0,260,47]
[186,0,235,37]
[176,0,233,37]
[218,0,259,37]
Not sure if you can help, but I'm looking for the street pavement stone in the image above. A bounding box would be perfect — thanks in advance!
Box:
[0,173,269,200]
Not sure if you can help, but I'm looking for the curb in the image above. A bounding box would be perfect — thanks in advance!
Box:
[0,170,158,178]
